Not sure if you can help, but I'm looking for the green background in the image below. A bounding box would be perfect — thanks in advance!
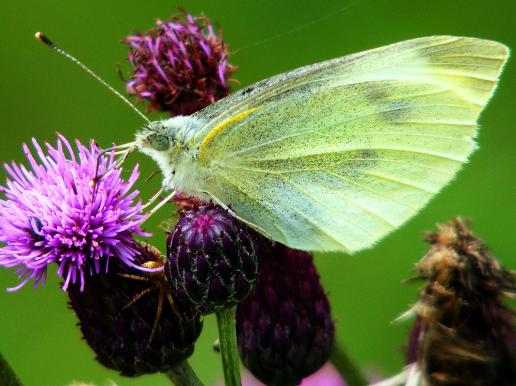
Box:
[0,0,514,385]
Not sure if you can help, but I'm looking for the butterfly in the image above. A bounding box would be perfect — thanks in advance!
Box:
[37,33,508,253]
[129,36,508,253]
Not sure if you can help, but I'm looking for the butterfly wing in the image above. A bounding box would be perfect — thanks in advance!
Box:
[192,36,509,253]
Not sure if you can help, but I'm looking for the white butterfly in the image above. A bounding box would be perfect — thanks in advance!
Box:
[132,36,509,253]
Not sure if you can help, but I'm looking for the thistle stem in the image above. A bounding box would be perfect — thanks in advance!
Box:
[0,352,23,386]
[330,338,367,386]
[165,360,204,386]
[216,307,241,386]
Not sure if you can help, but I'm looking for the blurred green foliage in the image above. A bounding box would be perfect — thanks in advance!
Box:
[0,1,514,385]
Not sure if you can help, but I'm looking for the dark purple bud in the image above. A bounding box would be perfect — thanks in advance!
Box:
[68,242,203,377]
[237,244,335,386]
[165,204,261,315]
[407,217,515,386]
[125,13,237,116]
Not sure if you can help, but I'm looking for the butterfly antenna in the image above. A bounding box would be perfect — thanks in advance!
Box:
[34,32,151,124]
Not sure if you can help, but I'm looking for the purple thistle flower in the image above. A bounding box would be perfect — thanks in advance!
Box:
[0,135,147,291]
[125,13,237,116]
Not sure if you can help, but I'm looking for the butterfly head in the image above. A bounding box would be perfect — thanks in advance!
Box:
[135,116,203,156]
[136,120,174,154]
[134,117,203,185]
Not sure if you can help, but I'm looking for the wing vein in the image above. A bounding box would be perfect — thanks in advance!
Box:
[410,69,497,82]
[325,171,418,210]
[222,157,454,175]
[434,54,506,60]
[243,146,469,163]
[363,170,438,193]
[338,158,457,174]
[229,130,469,159]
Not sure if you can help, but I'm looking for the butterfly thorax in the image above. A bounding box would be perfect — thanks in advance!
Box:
[135,116,210,199]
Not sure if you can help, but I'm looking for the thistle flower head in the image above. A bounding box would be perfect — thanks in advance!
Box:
[125,13,236,116]
[0,135,147,291]
[165,204,261,314]
[237,244,335,386]
[406,217,515,386]
[68,242,202,376]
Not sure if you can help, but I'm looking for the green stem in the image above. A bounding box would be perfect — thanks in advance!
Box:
[0,353,23,386]
[165,360,204,386]
[216,307,241,386]
[330,338,367,386]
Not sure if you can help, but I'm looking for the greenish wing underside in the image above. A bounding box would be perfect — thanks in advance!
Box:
[193,36,508,252]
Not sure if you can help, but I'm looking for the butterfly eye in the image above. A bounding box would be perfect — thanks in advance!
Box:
[149,135,170,151]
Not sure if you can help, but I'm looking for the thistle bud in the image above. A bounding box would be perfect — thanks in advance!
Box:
[68,242,203,377]
[407,217,515,386]
[125,13,236,116]
[164,204,261,315]
[236,244,335,386]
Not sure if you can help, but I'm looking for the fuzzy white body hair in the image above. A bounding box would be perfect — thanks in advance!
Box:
[136,116,211,201]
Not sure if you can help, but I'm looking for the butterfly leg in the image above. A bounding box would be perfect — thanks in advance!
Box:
[144,191,177,219]
[142,186,166,210]
[114,144,136,169]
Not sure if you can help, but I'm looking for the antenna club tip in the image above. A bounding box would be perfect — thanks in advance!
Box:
[34,31,53,46]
